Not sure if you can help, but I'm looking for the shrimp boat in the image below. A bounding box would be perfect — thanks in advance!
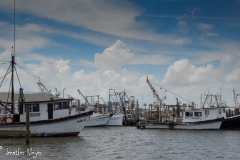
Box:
[0,54,93,137]
[85,112,111,127]
[220,89,240,130]
[0,91,93,137]
[106,113,124,126]
[137,107,223,130]
[81,106,111,127]
[138,94,225,130]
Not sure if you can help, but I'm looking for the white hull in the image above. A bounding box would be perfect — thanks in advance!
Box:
[138,120,222,130]
[0,112,91,137]
[85,114,110,127]
[107,114,123,126]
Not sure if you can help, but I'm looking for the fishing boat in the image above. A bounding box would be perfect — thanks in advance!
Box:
[106,113,124,126]
[76,91,111,127]
[0,91,93,137]
[137,107,224,130]
[138,79,224,130]
[82,106,111,127]
[85,112,111,127]
[220,89,240,130]
[0,47,93,138]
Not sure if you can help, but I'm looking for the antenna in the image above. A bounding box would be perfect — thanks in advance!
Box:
[14,0,15,57]
[10,0,16,114]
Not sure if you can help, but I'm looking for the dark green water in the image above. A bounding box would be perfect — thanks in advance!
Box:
[0,127,240,160]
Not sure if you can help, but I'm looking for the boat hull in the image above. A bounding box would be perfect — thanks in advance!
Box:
[107,114,123,126]
[0,111,93,137]
[220,115,240,130]
[85,114,110,127]
[137,119,222,130]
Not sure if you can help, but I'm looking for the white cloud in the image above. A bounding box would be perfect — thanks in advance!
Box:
[94,40,134,71]
[0,37,50,52]
[0,0,190,45]
[54,60,71,73]
[206,33,219,36]
[187,7,200,16]
[94,40,173,71]
[161,58,228,86]
[177,21,188,33]
[225,69,240,83]
[196,23,214,31]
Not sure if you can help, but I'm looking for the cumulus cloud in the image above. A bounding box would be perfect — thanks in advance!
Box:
[94,40,134,71]
[162,59,222,86]
[223,54,240,83]
[94,40,173,71]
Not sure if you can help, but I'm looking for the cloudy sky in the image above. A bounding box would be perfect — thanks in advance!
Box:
[0,0,240,107]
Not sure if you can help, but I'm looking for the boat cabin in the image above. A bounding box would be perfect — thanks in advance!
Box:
[182,107,226,122]
[18,99,72,122]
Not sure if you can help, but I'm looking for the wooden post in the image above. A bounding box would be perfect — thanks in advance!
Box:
[26,104,30,144]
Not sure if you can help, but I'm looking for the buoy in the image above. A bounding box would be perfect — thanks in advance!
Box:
[5,116,13,123]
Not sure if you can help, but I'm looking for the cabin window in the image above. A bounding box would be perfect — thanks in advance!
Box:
[219,109,221,114]
[194,112,202,117]
[19,104,23,114]
[32,104,39,112]
[64,102,69,109]
[54,103,60,110]
[185,112,193,117]
[223,109,225,113]
[54,102,69,110]
[205,110,209,115]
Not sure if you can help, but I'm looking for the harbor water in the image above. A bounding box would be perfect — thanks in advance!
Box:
[0,127,240,160]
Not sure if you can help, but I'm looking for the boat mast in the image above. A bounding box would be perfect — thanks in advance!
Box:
[234,89,236,108]
[11,0,16,114]
[11,54,15,114]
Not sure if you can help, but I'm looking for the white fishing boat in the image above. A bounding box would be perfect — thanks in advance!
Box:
[85,112,110,127]
[0,54,93,137]
[0,92,93,137]
[106,113,123,126]
[137,107,224,130]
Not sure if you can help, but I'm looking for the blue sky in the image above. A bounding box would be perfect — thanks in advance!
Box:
[1,0,240,107]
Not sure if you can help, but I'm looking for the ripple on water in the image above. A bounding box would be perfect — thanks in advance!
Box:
[1,127,240,159]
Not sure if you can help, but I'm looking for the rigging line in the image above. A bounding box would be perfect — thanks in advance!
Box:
[0,70,11,81]
[0,63,9,65]
[0,60,10,62]
[7,75,12,105]
[16,63,58,90]
[14,65,22,88]
[0,64,12,87]
[148,80,193,103]
[0,77,10,88]
[16,64,57,92]
[16,63,76,99]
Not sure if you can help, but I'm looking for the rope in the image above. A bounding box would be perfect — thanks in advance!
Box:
[0,64,11,87]
[15,63,75,99]
[148,80,194,104]
[0,60,9,62]
[14,65,22,88]
[7,75,12,105]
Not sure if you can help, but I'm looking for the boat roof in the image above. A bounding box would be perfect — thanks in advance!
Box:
[0,92,72,102]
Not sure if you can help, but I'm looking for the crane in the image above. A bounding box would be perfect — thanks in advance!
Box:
[146,76,166,122]
[146,76,166,103]
[77,89,90,105]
